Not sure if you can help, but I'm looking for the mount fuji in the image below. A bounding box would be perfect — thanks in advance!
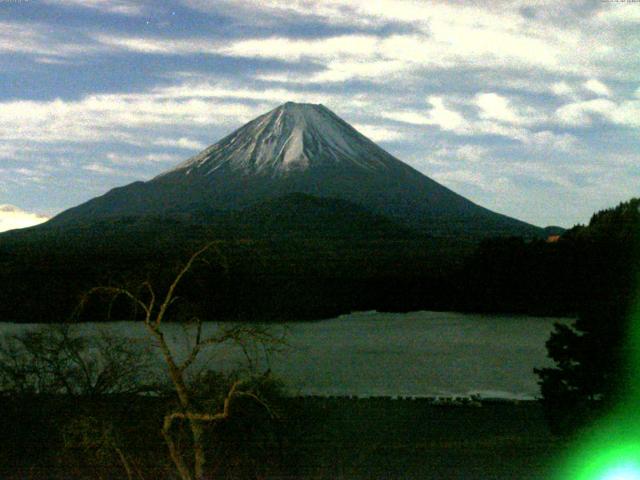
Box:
[46,102,540,237]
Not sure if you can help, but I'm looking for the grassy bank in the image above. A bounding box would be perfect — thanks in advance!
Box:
[0,395,565,479]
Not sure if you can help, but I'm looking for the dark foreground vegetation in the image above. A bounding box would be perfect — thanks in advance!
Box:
[0,195,637,324]
[0,394,563,480]
[536,198,640,435]
[0,198,637,477]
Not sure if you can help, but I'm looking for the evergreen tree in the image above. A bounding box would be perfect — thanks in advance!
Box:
[535,199,640,434]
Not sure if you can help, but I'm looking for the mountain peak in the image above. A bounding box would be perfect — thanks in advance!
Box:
[162,102,394,178]
[280,100,323,108]
[45,103,542,238]
[276,101,328,113]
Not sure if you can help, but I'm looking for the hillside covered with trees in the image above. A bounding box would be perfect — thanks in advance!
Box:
[0,196,637,324]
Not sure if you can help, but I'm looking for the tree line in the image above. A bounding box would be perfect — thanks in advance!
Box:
[0,200,636,324]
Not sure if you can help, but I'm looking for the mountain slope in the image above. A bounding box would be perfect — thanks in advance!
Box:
[230,193,416,239]
[46,102,541,237]
[5,193,414,245]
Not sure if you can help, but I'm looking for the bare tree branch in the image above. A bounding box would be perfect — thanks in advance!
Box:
[83,286,150,319]
[155,241,217,328]
[72,241,283,480]
[140,281,156,324]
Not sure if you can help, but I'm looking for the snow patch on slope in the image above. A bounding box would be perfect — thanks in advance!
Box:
[281,126,308,169]
[162,102,396,178]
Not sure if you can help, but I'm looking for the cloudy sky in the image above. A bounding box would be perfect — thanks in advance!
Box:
[1,0,639,231]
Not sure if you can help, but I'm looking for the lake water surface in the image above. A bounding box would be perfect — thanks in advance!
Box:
[0,311,570,400]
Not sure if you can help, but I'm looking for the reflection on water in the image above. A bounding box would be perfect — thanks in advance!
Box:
[0,311,570,399]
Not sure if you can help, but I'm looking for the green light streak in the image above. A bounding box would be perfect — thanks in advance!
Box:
[553,300,640,479]
[602,463,640,480]
[553,422,640,479]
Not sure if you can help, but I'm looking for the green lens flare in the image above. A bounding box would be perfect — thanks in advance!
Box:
[601,463,640,480]
[554,299,640,479]
[553,420,640,479]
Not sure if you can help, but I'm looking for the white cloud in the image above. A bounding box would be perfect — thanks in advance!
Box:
[181,0,360,27]
[43,0,145,16]
[432,169,514,195]
[93,35,219,55]
[605,152,640,166]
[454,145,489,162]
[4,0,636,88]
[92,4,604,83]
[153,82,332,105]
[551,81,575,97]
[256,59,408,84]
[475,92,540,126]
[105,152,183,165]
[174,0,621,80]
[434,144,489,163]
[0,92,267,145]
[556,98,617,126]
[352,124,405,142]
[0,22,100,59]
[524,130,579,152]
[583,79,611,96]
[382,95,582,152]
[0,205,49,232]
[311,60,409,83]
[594,3,640,24]
[427,97,470,131]
[10,166,50,184]
[433,169,485,186]
[152,137,207,150]
[83,163,120,175]
[556,97,640,128]
[381,96,541,143]
[96,33,416,84]
[0,80,385,181]
[381,110,432,126]
[609,100,640,128]
[218,34,379,62]
[382,97,469,132]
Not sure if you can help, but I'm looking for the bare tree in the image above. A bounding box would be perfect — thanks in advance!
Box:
[82,242,286,480]
[0,324,156,396]
[0,323,161,479]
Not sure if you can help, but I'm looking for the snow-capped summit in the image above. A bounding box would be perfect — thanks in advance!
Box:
[164,102,394,178]
[47,102,542,237]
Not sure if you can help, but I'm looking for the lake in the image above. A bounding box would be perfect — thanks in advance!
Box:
[0,311,570,400]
